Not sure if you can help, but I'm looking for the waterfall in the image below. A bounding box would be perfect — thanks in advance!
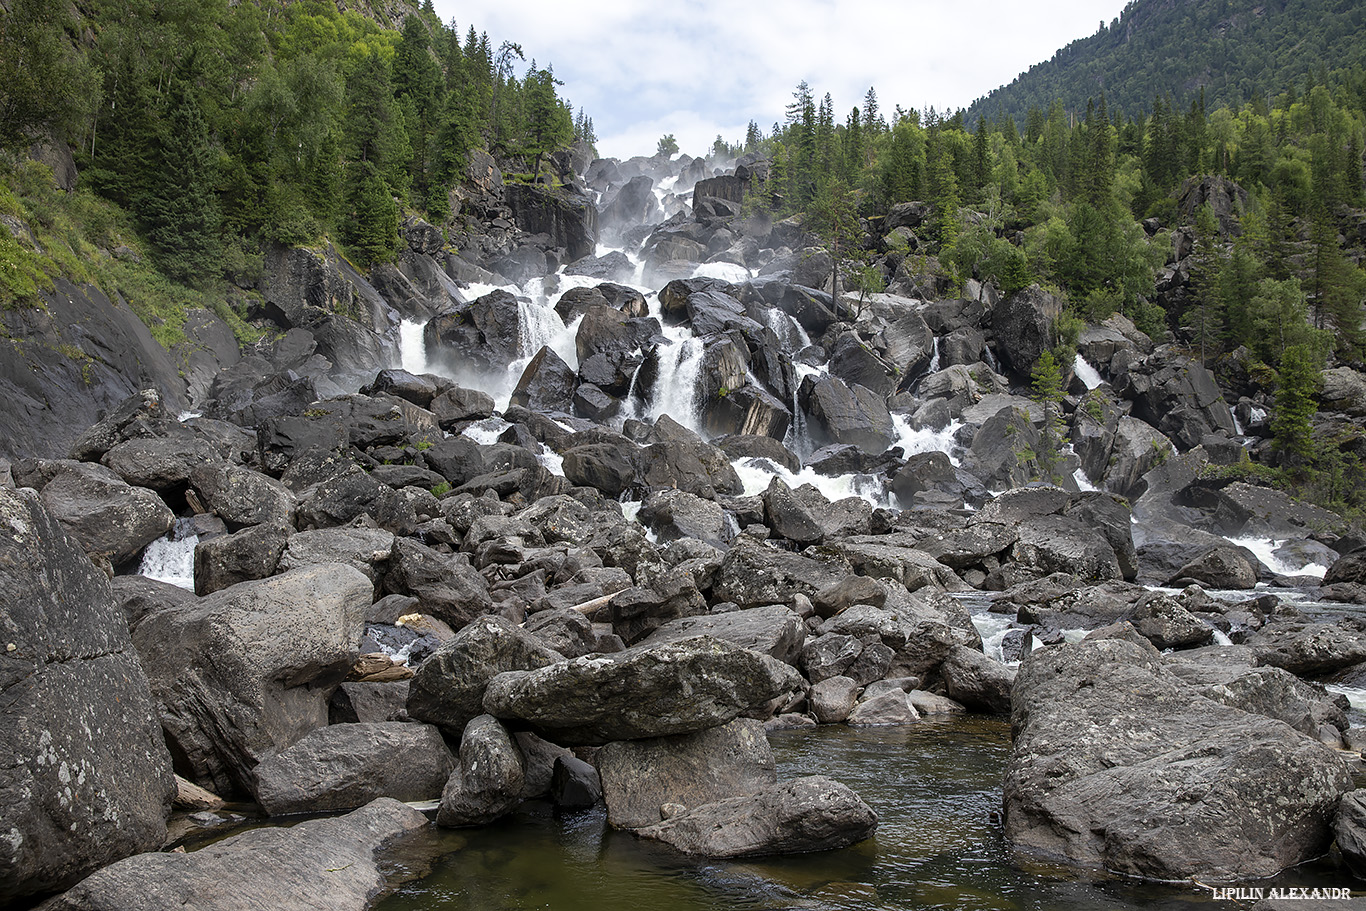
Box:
[926,336,941,376]
[399,320,429,375]
[1073,353,1103,390]
[647,334,705,432]
[1229,406,1245,436]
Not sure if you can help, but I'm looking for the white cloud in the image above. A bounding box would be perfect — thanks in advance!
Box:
[431,0,1129,160]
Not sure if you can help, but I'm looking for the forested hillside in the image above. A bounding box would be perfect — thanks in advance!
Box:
[965,0,1366,125]
[0,0,590,338]
[728,60,1366,512]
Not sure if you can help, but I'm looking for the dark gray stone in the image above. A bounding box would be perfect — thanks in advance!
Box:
[254,722,455,815]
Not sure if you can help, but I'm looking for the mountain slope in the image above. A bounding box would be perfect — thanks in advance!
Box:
[966,0,1366,123]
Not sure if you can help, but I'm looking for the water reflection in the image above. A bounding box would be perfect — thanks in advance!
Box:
[375,717,1356,911]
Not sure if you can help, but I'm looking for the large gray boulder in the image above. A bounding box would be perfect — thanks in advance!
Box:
[40,798,427,911]
[800,375,895,454]
[596,718,776,829]
[133,564,372,796]
[1004,638,1352,881]
[482,637,803,744]
[636,776,877,858]
[383,538,494,631]
[436,715,526,827]
[406,615,564,736]
[640,605,806,665]
[34,461,174,566]
[0,488,175,903]
[990,285,1062,380]
[253,722,455,815]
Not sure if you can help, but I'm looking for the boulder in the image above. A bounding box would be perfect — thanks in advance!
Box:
[294,464,416,536]
[1003,638,1352,881]
[509,346,578,413]
[847,690,920,725]
[277,526,395,582]
[40,798,427,911]
[406,615,564,737]
[640,605,806,665]
[0,488,175,902]
[35,461,174,567]
[1334,790,1366,879]
[939,645,1014,714]
[1009,515,1122,583]
[383,537,494,631]
[636,488,733,549]
[809,676,862,724]
[1111,349,1237,450]
[481,637,803,744]
[1167,545,1258,590]
[254,722,455,815]
[193,521,290,596]
[596,718,776,829]
[712,539,848,608]
[991,285,1063,380]
[505,183,599,262]
[636,776,877,858]
[101,436,221,492]
[132,564,372,796]
[552,756,603,810]
[436,715,526,827]
[189,463,295,529]
[801,375,896,454]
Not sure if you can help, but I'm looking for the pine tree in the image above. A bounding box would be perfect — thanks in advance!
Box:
[141,84,221,287]
[1188,203,1225,365]
[1271,343,1321,468]
[1030,349,1068,484]
[341,160,398,267]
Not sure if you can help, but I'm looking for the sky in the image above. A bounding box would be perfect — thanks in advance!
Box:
[430,0,1132,161]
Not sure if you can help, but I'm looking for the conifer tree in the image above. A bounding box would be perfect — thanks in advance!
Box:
[1188,203,1225,365]
[1271,343,1321,468]
[1030,349,1068,484]
[341,160,398,267]
[142,84,221,287]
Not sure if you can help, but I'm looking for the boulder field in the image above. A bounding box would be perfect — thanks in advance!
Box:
[5,148,1366,906]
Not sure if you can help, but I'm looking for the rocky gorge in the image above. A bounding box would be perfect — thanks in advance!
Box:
[5,144,1366,909]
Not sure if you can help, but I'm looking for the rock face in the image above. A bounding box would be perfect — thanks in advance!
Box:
[505,184,598,262]
[596,718,776,829]
[0,488,175,902]
[1004,639,1352,881]
[41,798,428,911]
[481,637,803,744]
[253,722,455,815]
[133,564,373,796]
[636,776,878,858]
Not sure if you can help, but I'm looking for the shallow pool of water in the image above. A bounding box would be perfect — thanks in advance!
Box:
[372,718,1359,911]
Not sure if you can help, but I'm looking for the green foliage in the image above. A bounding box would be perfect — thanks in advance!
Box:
[656,133,679,157]
[340,161,398,268]
[1271,343,1322,466]
[966,0,1366,132]
[1030,349,1069,484]
[0,0,99,152]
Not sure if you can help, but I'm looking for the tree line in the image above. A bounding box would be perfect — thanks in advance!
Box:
[0,0,587,281]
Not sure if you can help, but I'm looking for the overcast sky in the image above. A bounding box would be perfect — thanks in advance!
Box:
[430,0,1131,160]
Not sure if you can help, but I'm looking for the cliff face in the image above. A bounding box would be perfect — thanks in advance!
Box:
[0,279,196,459]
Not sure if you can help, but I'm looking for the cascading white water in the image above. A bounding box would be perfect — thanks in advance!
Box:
[647,333,705,431]
[889,413,962,465]
[1073,353,1103,390]
[692,261,752,283]
[925,336,941,377]
[1229,406,1245,435]
[399,320,429,375]
[137,518,199,590]
[1224,535,1329,579]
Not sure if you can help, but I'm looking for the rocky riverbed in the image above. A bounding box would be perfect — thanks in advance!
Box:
[5,147,1366,909]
